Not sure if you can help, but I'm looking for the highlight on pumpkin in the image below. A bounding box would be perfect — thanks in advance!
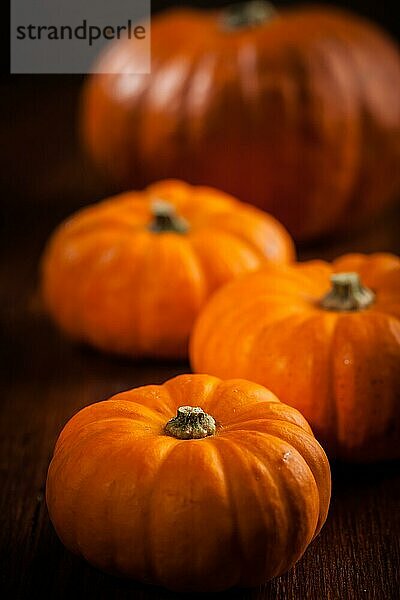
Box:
[40,179,295,360]
[46,374,331,592]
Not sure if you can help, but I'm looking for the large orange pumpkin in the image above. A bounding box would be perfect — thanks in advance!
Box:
[46,374,331,592]
[41,179,294,359]
[82,2,400,241]
[190,253,400,461]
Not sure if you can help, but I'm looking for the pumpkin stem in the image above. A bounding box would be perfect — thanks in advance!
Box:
[149,200,189,234]
[220,1,277,31]
[164,406,216,440]
[321,272,375,311]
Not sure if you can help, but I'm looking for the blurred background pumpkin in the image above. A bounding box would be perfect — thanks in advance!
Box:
[82,1,400,242]
[3,1,400,253]
[41,180,294,359]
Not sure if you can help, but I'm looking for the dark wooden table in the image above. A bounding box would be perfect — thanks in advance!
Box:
[1,77,399,600]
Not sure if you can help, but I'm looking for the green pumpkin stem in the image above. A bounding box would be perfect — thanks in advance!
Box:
[321,272,375,311]
[149,200,189,234]
[220,1,277,31]
[164,406,216,440]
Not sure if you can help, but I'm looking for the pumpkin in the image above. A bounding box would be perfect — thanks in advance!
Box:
[41,179,294,359]
[46,374,331,592]
[190,253,400,461]
[82,1,400,241]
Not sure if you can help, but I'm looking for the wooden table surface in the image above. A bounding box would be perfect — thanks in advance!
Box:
[1,77,399,599]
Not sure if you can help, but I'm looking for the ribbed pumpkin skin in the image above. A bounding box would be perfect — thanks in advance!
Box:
[46,374,331,592]
[41,180,293,359]
[82,6,400,241]
[190,254,400,461]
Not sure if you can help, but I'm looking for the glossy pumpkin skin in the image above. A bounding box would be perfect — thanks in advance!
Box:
[41,179,294,359]
[46,374,331,592]
[190,254,400,461]
[82,4,400,241]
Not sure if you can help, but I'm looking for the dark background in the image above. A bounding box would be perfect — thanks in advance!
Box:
[155,0,400,37]
[1,2,400,599]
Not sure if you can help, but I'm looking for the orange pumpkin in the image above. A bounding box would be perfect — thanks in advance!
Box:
[190,253,400,461]
[41,179,294,358]
[82,2,400,241]
[46,374,331,592]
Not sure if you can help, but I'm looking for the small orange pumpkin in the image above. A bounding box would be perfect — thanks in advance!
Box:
[46,374,331,592]
[190,253,400,461]
[41,179,294,359]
